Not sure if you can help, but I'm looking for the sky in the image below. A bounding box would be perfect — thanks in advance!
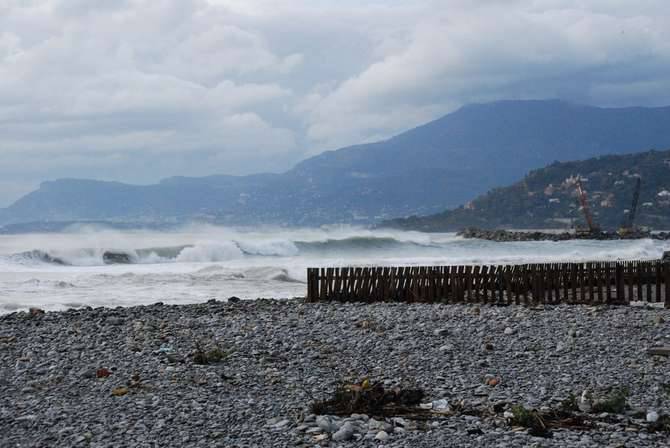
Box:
[1,0,670,206]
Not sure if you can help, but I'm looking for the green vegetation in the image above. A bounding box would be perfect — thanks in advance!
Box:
[592,387,629,414]
[383,149,670,231]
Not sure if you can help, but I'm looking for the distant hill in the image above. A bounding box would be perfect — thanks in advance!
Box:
[382,150,670,231]
[3,100,670,227]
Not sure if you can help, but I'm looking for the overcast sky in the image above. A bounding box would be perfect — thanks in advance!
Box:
[1,0,670,206]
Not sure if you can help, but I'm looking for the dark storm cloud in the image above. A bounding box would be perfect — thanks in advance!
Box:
[1,0,669,205]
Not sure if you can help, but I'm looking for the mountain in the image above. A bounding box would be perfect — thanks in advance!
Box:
[381,149,670,231]
[3,99,670,227]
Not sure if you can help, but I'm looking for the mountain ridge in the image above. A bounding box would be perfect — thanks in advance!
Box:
[3,99,670,227]
[381,149,670,232]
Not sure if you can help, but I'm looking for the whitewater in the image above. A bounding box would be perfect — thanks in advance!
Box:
[2,224,670,313]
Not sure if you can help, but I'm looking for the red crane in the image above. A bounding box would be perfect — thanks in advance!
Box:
[576,179,600,235]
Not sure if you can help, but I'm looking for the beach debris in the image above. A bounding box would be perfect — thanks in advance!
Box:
[507,403,594,438]
[310,378,425,417]
[29,307,44,317]
[191,343,228,365]
[0,335,16,343]
[96,368,111,378]
[591,387,629,414]
[111,386,128,397]
[647,346,670,356]
[129,372,142,388]
[578,390,593,413]
[509,405,550,437]
[430,399,449,411]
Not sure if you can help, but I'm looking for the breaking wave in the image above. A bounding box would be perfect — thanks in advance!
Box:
[2,236,441,267]
[2,233,666,268]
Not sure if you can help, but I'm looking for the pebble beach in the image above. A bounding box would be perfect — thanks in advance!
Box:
[2,299,670,447]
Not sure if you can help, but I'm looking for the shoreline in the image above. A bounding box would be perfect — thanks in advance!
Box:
[2,299,670,447]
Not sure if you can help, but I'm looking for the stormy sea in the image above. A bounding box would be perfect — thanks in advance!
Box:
[1,224,669,313]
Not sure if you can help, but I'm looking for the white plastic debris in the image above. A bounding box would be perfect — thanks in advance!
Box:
[431,399,450,411]
[578,390,593,413]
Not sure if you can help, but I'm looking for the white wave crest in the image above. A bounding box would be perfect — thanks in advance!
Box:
[235,239,299,256]
[175,242,243,263]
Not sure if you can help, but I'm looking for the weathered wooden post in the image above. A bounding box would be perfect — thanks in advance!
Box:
[663,252,670,308]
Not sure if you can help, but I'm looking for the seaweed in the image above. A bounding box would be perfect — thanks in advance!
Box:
[310,379,425,417]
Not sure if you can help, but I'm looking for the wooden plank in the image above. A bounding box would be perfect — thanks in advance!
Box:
[520,264,531,306]
[585,262,592,303]
[471,265,480,302]
[562,263,569,303]
[634,261,644,301]
[607,261,613,302]
[595,262,605,303]
[538,264,545,304]
[503,265,512,305]
[311,267,317,302]
[514,265,521,305]
[647,346,670,356]
[497,265,504,303]
[646,262,653,303]
[626,261,635,302]
[655,261,663,303]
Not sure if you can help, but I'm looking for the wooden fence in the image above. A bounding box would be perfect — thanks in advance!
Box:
[306,260,670,307]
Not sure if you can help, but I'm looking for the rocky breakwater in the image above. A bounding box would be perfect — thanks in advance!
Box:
[458,227,670,242]
[2,300,670,447]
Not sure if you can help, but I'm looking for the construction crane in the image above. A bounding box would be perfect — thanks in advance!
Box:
[618,177,641,236]
[575,179,600,236]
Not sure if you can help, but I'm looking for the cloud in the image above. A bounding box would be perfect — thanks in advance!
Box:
[0,0,670,205]
[302,1,670,148]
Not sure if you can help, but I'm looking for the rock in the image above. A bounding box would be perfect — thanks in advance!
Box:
[316,416,336,433]
[273,419,290,429]
[653,315,665,325]
[646,410,659,423]
[474,385,489,396]
[78,368,97,379]
[106,317,123,326]
[375,430,389,441]
[228,296,241,303]
[439,343,454,351]
[433,328,449,337]
[332,422,354,441]
[503,327,515,335]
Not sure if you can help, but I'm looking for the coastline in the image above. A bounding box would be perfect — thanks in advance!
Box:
[2,299,669,447]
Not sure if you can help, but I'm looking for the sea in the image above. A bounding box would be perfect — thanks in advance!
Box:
[1,224,669,313]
